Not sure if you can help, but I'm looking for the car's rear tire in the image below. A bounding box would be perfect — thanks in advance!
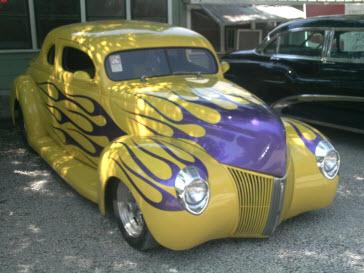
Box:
[112,182,157,251]
[15,105,29,145]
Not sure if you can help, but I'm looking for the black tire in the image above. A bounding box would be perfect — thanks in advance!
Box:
[112,182,158,251]
[15,106,28,144]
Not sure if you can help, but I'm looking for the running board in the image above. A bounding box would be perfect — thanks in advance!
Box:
[30,136,99,203]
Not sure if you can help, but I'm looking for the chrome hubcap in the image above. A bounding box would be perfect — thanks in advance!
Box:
[116,183,144,238]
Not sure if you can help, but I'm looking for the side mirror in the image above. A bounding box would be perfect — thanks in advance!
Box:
[73,70,91,81]
[221,61,230,74]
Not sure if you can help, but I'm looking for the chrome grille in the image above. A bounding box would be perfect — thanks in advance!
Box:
[228,167,274,236]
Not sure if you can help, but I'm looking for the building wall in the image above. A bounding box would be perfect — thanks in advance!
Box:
[0,52,37,118]
[0,0,184,119]
[0,52,36,90]
[306,4,345,17]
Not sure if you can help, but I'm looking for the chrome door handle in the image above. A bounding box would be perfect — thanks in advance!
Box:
[321,58,335,64]
[270,56,280,61]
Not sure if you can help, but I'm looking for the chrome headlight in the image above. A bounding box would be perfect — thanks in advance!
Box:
[315,140,340,180]
[175,166,209,215]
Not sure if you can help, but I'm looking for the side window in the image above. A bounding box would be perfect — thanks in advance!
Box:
[62,46,95,78]
[330,30,364,63]
[47,45,55,65]
[263,38,278,55]
[277,30,325,57]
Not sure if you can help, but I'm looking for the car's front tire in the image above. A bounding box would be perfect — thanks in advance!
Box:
[112,182,157,251]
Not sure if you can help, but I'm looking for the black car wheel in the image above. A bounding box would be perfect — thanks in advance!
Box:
[16,106,28,144]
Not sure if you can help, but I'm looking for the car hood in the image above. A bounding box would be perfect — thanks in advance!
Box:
[110,77,287,177]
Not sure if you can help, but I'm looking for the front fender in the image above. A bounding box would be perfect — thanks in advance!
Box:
[281,118,339,220]
[98,135,239,250]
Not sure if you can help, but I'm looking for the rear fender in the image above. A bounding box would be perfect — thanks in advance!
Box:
[11,75,47,144]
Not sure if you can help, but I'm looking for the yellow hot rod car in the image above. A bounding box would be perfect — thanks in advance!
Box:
[10,21,340,251]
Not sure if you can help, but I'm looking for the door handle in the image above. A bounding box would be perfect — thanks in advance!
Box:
[270,56,280,62]
[321,58,335,64]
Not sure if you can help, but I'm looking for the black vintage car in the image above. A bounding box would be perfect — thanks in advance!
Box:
[223,16,364,133]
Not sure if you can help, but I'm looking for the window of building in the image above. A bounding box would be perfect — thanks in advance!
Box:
[86,0,126,21]
[278,30,325,57]
[47,45,55,65]
[0,0,31,49]
[191,9,220,52]
[0,0,172,51]
[34,0,81,46]
[236,30,262,50]
[62,47,95,78]
[131,0,167,23]
[330,31,364,63]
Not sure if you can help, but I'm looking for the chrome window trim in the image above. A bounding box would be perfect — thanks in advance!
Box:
[273,53,322,61]
[261,26,364,60]
[259,27,327,60]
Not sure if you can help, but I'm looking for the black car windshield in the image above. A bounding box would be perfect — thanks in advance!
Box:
[105,47,218,81]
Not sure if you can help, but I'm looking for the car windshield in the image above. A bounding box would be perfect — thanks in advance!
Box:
[105,47,218,81]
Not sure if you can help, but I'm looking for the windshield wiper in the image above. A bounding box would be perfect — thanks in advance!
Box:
[172,71,203,78]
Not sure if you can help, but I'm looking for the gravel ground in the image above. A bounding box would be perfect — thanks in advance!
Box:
[0,119,363,273]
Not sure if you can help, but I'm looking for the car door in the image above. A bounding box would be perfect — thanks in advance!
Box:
[269,29,326,97]
[313,28,364,130]
[27,40,58,138]
[53,40,102,165]
[320,29,364,97]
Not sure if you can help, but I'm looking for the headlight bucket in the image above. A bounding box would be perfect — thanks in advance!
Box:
[175,166,209,215]
[315,140,340,180]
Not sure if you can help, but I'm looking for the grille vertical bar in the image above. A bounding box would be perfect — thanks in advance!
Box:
[228,167,274,236]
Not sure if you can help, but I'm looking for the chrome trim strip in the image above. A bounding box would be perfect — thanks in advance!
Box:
[261,27,364,60]
[271,94,364,115]
[273,54,322,61]
[282,115,364,135]
[263,175,286,236]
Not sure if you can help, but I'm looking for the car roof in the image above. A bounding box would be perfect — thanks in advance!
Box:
[269,15,364,37]
[46,20,213,58]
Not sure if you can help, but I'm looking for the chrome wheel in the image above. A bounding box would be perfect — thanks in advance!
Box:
[115,183,144,238]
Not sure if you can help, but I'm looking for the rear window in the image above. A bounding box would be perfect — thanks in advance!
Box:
[330,31,364,62]
[105,47,218,81]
